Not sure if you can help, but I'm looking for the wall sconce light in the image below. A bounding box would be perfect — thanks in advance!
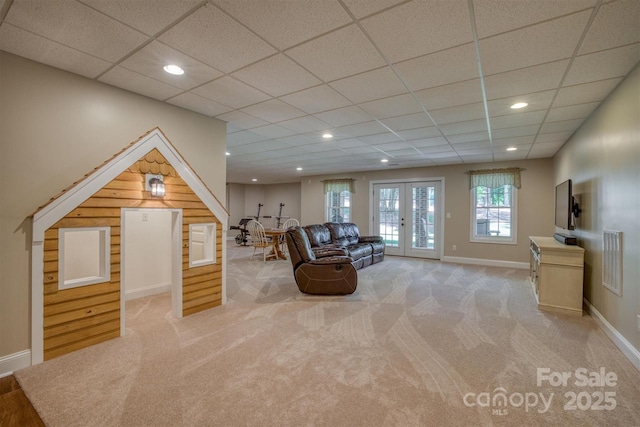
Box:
[145,174,165,197]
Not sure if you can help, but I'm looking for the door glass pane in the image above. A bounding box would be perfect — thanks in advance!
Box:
[412,186,435,249]
[378,187,399,247]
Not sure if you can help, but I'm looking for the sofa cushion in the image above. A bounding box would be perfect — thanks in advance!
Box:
[346,242,373,260]
[303,224,332,247]
[326,222,361,246]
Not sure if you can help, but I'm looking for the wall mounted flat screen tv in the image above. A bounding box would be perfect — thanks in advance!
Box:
[555,179,574,230]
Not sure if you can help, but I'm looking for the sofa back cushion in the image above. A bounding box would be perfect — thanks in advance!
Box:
[303,224,332,247]
[286,227,316,267]
[326,222,360,246]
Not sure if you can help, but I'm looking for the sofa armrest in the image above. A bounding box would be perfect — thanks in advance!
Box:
[358,235,384,243]
[312,247,348,258]
[308,256,354,265]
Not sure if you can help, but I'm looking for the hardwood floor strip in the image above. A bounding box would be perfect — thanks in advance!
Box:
[0,376,45,427]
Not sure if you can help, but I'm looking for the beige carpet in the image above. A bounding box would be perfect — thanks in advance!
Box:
[16,246,640,426]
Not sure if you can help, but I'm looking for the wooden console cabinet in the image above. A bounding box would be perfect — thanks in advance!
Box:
[529,236,585,316]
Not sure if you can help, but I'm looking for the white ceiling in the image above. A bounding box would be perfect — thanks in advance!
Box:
[1,0,638,184]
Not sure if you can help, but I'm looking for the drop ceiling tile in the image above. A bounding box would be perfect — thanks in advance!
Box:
[273,134,316,148]
[249,124,297,139]
[359,133,403,145]
[422,148,457,157]
[359,93,423,119]
[360,0,472,63]
[80,0,202,36]
[226,130,268,145]
[334,121,391,138]
[487,90,555,117]
[414,79,484,111]
[338,146,381,155]
[554,78,622,107]
[193,76,271,109]
[579,0,640,55]
[280,85,352,114]
[384,148,421,158]
[328,67,408,104]
[0,24,111,78]
[167,92,232,116]
[429,103,486,125]
[563,44,640,86]
[393,43,479,91]
[314,106,373,127]
[232,54,322,97]
[286,24,386,82]
[341,0,407,19]
[493,151,529,161]
[490,110,546,129]
[493,136,534,147]
[214,0,351,50]
[417,145,456,154]
[99,66,183,100]
[158,3,276,73]
[531,141,565,152]
[484,60,569,99]
[333,138,368,149]
[380,114,436,132]
[492,125,539,139]
[473,0,596,38]
[406,137,449,148]
[539,118,584,134]
[458,147,494,156]
[6,0,148,62]
[535,132,573,143]
[451,140,492,150]
[216,110,270,129]
[240,99,306,123]
[440,119,488,135]
[546,102,599,122]
[480,11,590,76]
[447,131,491,144]
[395,127,442,141]
[119,41,223,90]
[278,116,333,133]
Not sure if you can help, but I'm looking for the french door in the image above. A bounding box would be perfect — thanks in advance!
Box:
[373,181,441,259]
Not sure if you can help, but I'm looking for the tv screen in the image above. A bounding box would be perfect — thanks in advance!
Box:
[555,179,574,230]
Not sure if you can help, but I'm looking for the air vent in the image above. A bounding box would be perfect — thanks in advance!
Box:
[602,230,622,296]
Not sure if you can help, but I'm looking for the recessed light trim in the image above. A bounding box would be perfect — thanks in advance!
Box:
[225,152,230,156]
[506,147,518,151]
[251,178,257,182]
[322,133,333,139]
[381,159,389,163]
[296,167,303,171]
[163,64,184,75]
[510,102,528,109]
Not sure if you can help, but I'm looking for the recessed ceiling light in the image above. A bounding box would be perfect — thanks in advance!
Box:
[381,159,389,163]
[296,167,303,171]
[251,178,257,182]
[163,64,184,75]
[322,133,333,139]
[510,102,528,109]
[506,147,518,151]
[225,152,230,156]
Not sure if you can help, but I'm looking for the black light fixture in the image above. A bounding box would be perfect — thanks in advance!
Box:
[146,174,166,197]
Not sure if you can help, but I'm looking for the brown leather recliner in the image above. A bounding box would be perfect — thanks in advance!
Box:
[285,226,357,295]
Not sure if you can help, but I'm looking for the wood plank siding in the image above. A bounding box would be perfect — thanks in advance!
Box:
[42,149,222,360]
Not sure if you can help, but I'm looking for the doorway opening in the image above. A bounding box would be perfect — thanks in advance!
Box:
[371,179,443,259]
[120,208,183,334]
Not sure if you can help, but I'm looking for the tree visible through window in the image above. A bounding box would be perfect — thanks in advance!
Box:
[471,185,516,242]
[326,190,350,223]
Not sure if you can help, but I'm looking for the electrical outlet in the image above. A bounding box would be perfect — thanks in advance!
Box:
[446,212,451,219]
[452,244,457,251]
[142,213,149,221]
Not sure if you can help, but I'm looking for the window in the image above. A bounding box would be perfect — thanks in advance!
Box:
[470,185,517,243]
[189,223,216,267]
[326,190,350,223]
[59,227,111,290]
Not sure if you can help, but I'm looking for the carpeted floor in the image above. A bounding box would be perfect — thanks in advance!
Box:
[15,245,640,426]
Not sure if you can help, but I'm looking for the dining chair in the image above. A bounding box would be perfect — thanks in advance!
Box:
[280,218,300,255]
[247,220,276,262]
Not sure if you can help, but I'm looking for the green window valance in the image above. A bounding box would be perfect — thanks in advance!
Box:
[468,168,523,189]
[323,178,355,194]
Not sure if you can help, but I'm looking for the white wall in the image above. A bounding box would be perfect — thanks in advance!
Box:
[554,63,640,351]
[123,210,172,300]
[0,52,226,361]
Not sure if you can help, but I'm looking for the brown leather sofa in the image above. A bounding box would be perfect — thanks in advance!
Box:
[285,226,358,295]
[303,222,385,270]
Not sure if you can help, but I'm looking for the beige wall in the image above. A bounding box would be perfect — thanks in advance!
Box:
[301,157,555,263]
[0,52,226,359]
[554,64,640,350]
[227,182,302,230]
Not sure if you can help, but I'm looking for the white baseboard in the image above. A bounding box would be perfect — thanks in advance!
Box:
[0,349,31,378]
[584,299,640,372]
[442,256,529,269]
[125,283,171,301]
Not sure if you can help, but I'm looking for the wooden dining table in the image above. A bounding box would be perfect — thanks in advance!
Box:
[263,228,287,260]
